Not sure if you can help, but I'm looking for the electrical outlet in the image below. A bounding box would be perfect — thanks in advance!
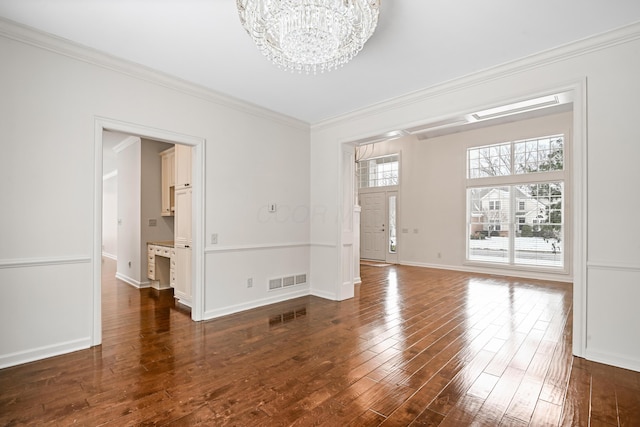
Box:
[148,218,157,227]
[247,278,253,288]
[211,233,218,244]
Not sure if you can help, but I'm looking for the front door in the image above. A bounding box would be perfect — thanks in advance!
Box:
[360,192,386,260]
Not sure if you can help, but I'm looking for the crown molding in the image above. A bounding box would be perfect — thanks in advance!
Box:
[112,135,140,154]
[0,17,309,131]
[313,20,640,131]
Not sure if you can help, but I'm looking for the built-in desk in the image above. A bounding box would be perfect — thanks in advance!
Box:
[147,241,175,290]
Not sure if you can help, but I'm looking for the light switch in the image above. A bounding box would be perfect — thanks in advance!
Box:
[268,203,277,213]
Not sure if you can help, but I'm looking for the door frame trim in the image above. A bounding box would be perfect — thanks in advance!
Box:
[93,117,206,346]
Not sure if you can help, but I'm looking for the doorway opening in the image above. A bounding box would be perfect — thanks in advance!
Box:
[356,152,400,264]
[359,190,398,263]
[93,117,205,347]
[343,81,587,358]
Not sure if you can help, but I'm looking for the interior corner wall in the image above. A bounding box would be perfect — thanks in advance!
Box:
[102,174,118,260]
[310,26,640,371]
[116,139,143,286]
[0,25,310,368]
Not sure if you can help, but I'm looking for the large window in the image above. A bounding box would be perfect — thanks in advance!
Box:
[467,135,565,269]
[358,154,399,188]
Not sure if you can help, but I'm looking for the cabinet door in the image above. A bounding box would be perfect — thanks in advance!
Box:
[175,144,192,189]
[174,246,191,304]
[174,188,192,247]
[160,148,175,216]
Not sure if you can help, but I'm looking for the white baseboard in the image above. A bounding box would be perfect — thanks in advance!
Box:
[203,288,310,320]
[309,288,338,300]
[0,337,92,369]
[101,252,117,261]
[399,260,573,283]
[115,272,150,288]
[585,349,640,373]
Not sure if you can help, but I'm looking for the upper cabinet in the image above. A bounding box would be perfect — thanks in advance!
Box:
[175,144,192,189]
[160,147,175,217]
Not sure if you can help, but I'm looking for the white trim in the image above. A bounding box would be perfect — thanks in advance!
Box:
[585,349,640,374]
[205,242,310,253]
[0,256,90,269]
[400,261,573,283]
[310,288,338,300]
[0,17,308,130]
[572,78,588,359]
[587,261,640,273]
[101,252,117,261]
[203,289,309,320]
[310,242,337,248]
[0,337,92,369]
[102,170,117,181]
[112,135,140,153]
[313,21,640,129]
[115,272,151,288]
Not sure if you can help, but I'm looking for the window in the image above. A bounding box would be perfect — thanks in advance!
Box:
[467,135,565,269]
[389,195,397,253]
[518,217,526,231]
[358,154,399,188]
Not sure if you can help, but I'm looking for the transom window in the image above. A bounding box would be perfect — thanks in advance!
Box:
[358,154,399,188]
[467,135,565,269]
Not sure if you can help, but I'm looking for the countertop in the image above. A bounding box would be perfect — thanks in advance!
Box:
[148,241,175,248]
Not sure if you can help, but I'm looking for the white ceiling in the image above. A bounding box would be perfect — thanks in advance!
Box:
[1,1,640,124]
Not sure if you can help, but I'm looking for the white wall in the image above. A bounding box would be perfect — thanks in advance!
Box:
[115,138,142,285]
[358,111,573,283]
[102,173,117,259]
[310,24,640,371]
[0,20,310,368]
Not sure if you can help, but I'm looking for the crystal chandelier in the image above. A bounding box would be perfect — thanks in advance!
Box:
[237,0,380,74]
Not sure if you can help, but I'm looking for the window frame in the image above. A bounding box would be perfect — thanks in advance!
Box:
[357,153,400,189]
[465,134,568,274]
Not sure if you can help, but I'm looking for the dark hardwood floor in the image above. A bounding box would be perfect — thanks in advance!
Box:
[1,258,639,426]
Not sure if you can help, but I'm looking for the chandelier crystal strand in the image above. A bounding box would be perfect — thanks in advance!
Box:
[237,0,380,74]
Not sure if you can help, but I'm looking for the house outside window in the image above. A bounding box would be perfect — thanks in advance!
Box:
[467,135,565,269]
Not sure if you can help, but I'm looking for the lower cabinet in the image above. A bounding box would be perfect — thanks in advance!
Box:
[174,246,192,306]
[170,247,176,288]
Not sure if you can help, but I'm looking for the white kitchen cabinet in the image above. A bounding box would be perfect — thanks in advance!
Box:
[175,144,191,190]
[174,246,191,306]
[174,187,192,305]
[147,243,172,290]
[160,147,175,216]
[174,188,192,247]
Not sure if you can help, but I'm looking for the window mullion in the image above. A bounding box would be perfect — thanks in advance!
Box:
[509,185,515,265]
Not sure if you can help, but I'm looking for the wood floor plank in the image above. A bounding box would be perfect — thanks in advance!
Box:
[0,259,636,426]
